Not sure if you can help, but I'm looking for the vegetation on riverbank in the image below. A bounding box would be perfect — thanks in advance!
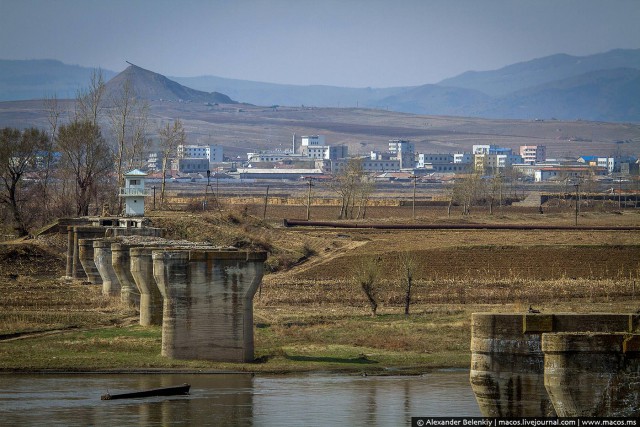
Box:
[0,208,638,373]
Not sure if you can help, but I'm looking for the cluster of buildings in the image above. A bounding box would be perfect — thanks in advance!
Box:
[143,135,638,183]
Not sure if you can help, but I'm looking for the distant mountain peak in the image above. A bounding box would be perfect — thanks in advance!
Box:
[105,63,236,104]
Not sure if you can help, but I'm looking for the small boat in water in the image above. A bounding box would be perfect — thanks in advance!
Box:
[101,383,190,400]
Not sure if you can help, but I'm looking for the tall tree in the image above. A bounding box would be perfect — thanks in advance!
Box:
[76,69,106,127]
[0,127,49,236]
[109,79,150,207]
[330,158,369,219]
[56,120,113,216]
[158,119,186,205]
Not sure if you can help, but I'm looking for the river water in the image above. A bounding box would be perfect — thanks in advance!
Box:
[0,369,480,426]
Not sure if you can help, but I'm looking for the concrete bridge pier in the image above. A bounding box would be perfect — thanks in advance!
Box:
[130,246,166,326]
[69,226,106,280]
[111,242,142,309]
[543,332,640,417]
[93,239,120,296]
[470,313,637,417]
[153,249,267,362]
[78,238,103,284]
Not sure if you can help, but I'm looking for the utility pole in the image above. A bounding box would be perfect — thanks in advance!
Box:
[263,185,269,220]
[574,182,580,226]
[411,175,418,221]
[306,177,313,221]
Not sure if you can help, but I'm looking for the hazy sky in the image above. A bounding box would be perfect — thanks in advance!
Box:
[1,0,639,87]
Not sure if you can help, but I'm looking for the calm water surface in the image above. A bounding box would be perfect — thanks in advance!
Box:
[0,369,480,426]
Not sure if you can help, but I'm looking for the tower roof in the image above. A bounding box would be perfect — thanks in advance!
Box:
[124,169,147,177]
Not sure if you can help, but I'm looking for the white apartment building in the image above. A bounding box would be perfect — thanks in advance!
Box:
[389,139,415,169]
[332,158,400,173]
[418,154,454,168]
[301,135,326,147]
[177,144,224,163]
[519,145,546,164]
[454,153,473,164]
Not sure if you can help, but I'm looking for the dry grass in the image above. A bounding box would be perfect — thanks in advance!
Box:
[0,209,638,372]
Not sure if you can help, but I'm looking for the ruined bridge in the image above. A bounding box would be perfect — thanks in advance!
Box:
[60,217,639,417]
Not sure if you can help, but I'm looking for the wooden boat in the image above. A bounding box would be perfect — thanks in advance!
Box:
[101,383,190,400]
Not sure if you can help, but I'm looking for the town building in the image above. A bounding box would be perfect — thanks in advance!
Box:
[534,166,607,182]
[389,139,415,169]
[177,144,223,163]
[519,145,546,164]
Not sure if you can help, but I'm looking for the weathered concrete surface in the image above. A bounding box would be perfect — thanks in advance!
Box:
[470,313,637,417]
[153,249,267,362]
[543,332,640,417]
[93,239,120,296]
[69,226,106,280]
[64,220,162,281]
[111,242,142,308]
[105,227,164,238]
[78,238,103,284]
[130,246,166,326]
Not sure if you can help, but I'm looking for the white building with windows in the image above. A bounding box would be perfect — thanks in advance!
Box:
[520,145,546,164]
[301,135,326,147]
[177,144,223,163]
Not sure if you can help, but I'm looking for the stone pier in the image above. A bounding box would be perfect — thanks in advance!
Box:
[93,239,120,296]
[130,246,166,326]
[78,238,103,284]
[69,226,106,280]
[543,332,640,417]
[153,249,267,362]
[111,242,142,308]
[470,313,638,417]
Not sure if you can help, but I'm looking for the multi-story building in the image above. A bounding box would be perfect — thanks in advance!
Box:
[146,151,163,171]
[332,158,400,173]
[418,153,454,167]
[475,153,523,173]
[177,144,223,163]
[301,135,326,147]
[519,145,546,164]
[388,139,415,169]
[172,157,210,173]
[454,153,473,164]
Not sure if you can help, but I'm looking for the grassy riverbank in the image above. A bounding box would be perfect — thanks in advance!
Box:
[1,209,638,373]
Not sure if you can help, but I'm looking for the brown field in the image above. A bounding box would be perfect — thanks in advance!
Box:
[0,207,638,372]
[1,100,639,160]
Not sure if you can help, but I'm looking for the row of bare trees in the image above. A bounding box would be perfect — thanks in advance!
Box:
[0,69,185,236]
[353,251,418,317]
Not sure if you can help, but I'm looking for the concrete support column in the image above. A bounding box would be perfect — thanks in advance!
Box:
[153,249,267,362]
[78,238,103,284]
[66,226,74,278]
[470,313,554,417]
[72,226,105,280]
[111,242,142,309]
[543,332,640,417]
[93,239,120,296]
[130,246,165,326]
[469,313,637,417]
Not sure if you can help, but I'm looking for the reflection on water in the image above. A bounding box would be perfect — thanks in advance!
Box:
[0,370,479,426]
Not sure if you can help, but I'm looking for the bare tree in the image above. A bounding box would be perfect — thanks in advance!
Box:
[56,120,113,216]
[0,127,49,235]
[330,158,370,219]
[397,251,418,315]
[76,69,106,127]
[109,79,150,209]
[486,173,504,215]
[158,119,186,205]
[353,257,381,316]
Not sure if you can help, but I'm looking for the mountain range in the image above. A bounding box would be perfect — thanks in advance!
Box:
[1,48,639,122]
